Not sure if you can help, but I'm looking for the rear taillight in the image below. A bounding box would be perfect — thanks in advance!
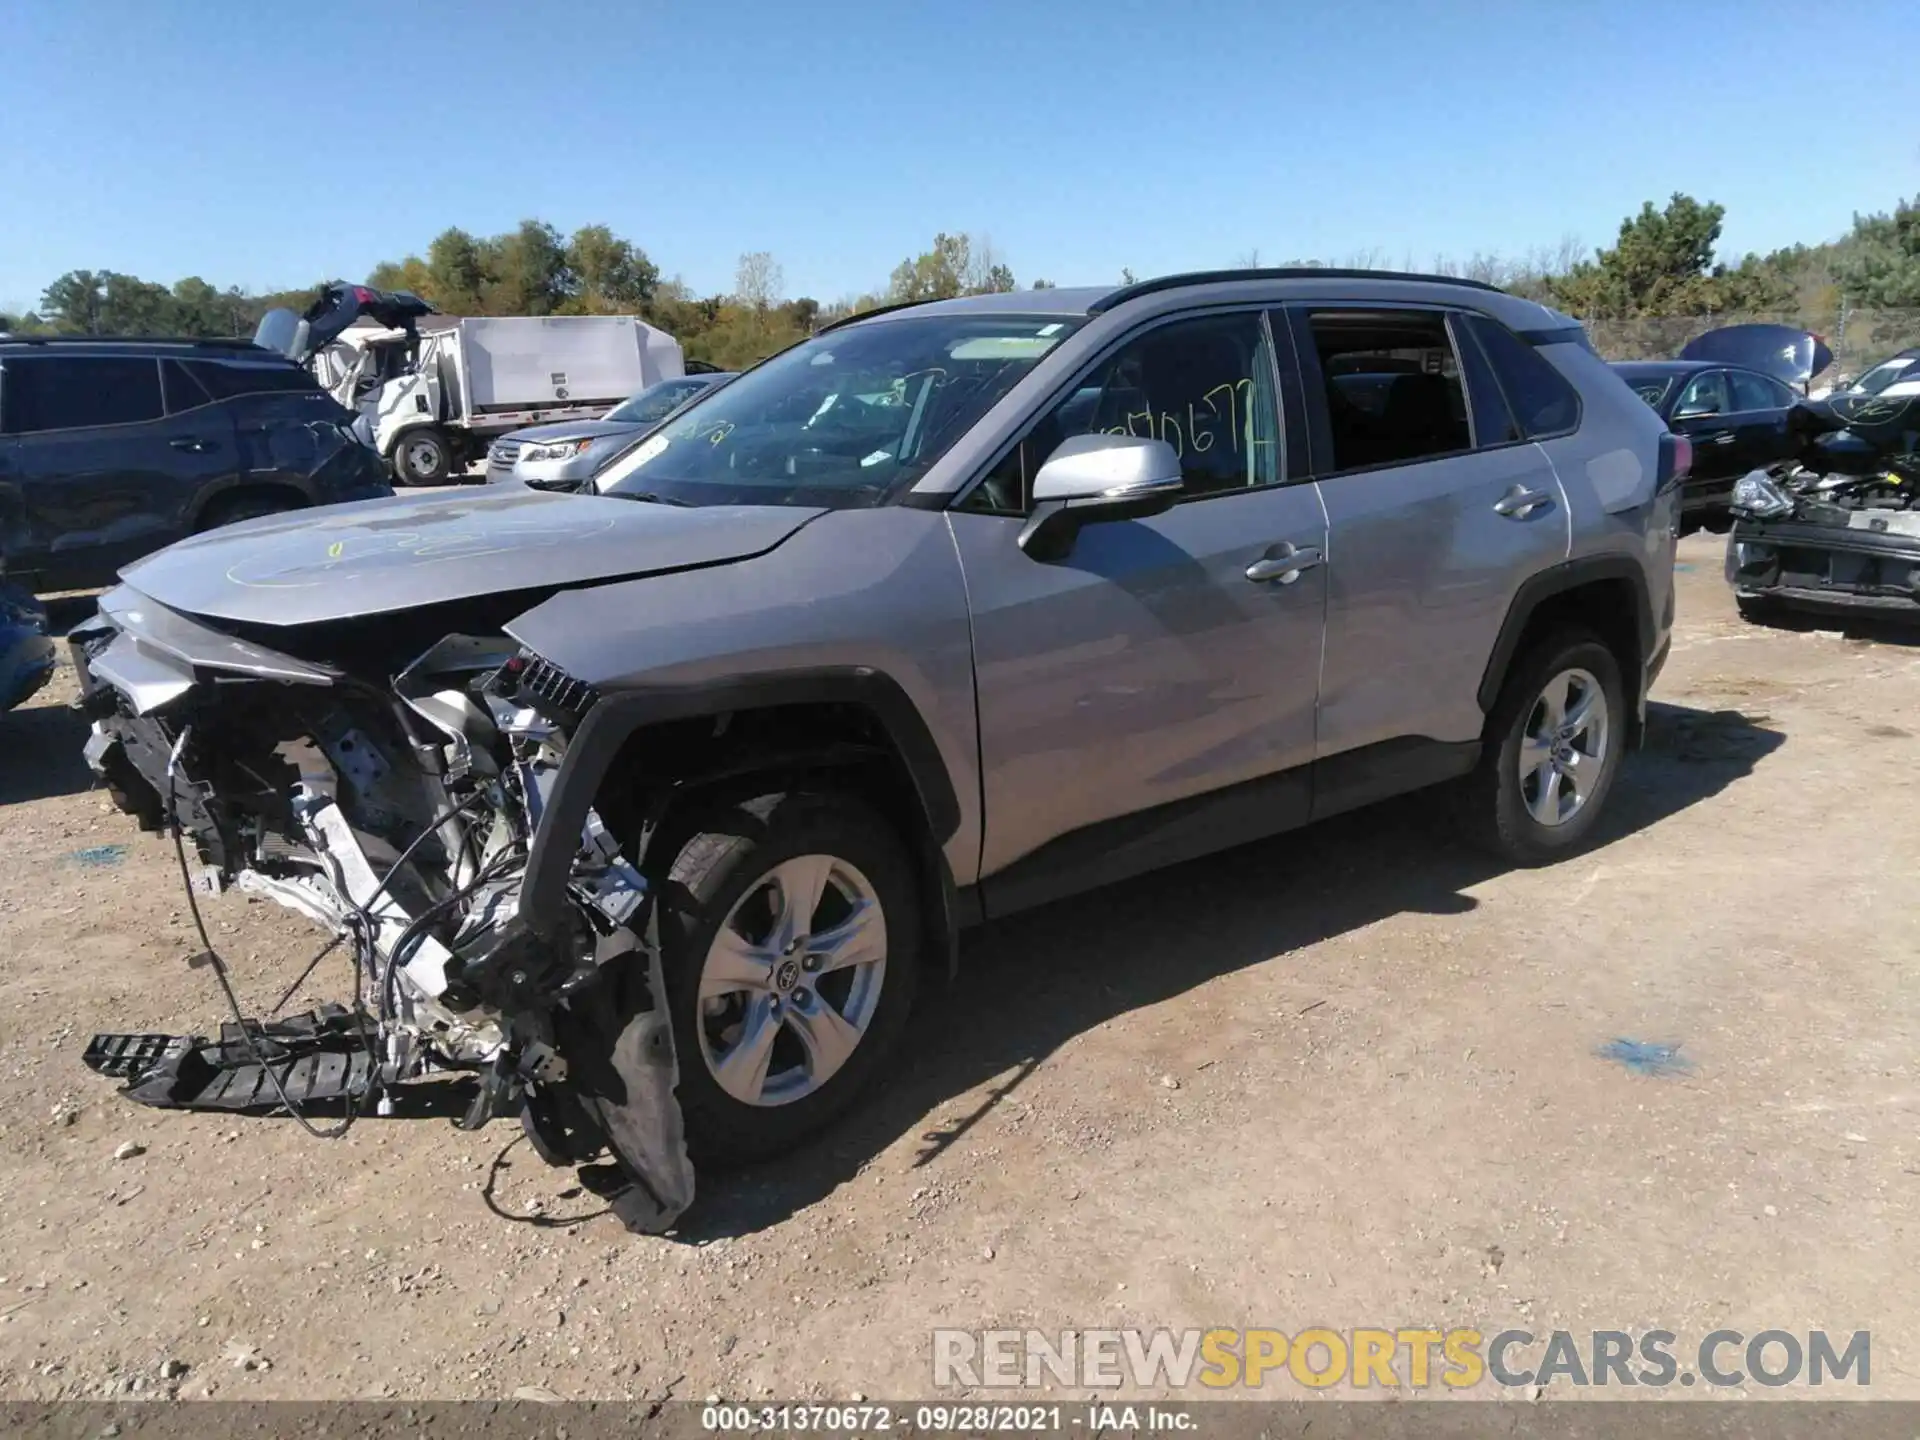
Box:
[1657,432,1692,493]
[353,285,377,304]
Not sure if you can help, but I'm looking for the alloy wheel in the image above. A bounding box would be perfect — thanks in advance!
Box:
[696,853,888,1107]
[1518,666,1611,828]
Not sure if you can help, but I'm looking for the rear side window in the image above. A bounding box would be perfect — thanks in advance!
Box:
[1304,309,1472,473]
[1673,370,1730,419]
[187,359,319,400]
[1727,369,1790,412]
[0,356,165,434]
[1463,314,1581,438]
[162,359,214,413]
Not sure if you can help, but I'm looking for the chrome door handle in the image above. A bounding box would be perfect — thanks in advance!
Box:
[1706,431,1737,445]
[1246,544,1323,585]
[1493,485,1554,519]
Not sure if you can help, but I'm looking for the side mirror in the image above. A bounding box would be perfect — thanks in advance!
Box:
[1017,433,1184,561]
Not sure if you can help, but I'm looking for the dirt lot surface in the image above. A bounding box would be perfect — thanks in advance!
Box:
[0,530,1915,1403]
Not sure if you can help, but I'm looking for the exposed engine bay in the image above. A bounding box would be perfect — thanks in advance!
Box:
[1727,392,1920,614]
[69,588,695,1234]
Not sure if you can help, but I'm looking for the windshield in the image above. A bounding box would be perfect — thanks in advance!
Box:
[594,314,1082,507]
[1849,357,1919,396]
[604,377,711,425]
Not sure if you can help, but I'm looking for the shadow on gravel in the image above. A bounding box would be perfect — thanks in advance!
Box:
[0,594,99,808]
[1742,604,1920,650]
[680,700,1784,1239]
[0,692,94,807]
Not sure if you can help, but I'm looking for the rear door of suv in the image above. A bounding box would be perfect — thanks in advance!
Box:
[1285,302,1572,808]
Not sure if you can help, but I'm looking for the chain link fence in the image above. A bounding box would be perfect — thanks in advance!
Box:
[1583,308,1920,386]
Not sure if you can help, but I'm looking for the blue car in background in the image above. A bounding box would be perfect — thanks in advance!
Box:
[0,581,55,712]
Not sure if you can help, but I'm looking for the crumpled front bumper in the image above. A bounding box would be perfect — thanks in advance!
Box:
[67,589,698,1233]
[1727,516,1920,615]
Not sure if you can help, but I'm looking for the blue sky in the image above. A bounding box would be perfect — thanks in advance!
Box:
[2,0,1914,312]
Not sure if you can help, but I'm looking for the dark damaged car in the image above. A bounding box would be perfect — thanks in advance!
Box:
[1611,324,1831,524]
[0,334,391,593]
[1727,390,1920,622]
[69,271,1680,1231]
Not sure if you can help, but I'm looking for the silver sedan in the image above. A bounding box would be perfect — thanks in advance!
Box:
[485,372,735,486]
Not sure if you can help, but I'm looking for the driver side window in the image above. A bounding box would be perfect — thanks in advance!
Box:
[963,311,1282,514]
[1673,370,1730,418]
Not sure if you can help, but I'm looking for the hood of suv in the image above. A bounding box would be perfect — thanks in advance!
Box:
[117,485,823,628]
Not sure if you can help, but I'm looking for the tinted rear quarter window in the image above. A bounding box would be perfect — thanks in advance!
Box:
[1465,314,1581,437]
[1,355,165,434]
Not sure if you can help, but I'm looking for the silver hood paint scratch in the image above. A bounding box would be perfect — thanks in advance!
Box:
[115,486,825,628]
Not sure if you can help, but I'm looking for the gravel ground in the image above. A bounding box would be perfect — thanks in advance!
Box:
[0,530,1914,1403]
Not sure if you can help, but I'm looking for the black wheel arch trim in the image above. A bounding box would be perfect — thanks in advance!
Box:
[520,667,963,947]
[1476,555,1656,716]
[185,477,316,531]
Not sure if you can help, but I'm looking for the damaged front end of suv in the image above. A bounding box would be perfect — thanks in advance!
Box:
[1727,393,1920,621]
[68,487,835,1234]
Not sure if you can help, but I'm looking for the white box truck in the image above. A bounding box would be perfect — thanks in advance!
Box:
[256,283,685,484]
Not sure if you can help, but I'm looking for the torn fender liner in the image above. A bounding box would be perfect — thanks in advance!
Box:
[548,928,696,1235]
[84,1006,397,1112]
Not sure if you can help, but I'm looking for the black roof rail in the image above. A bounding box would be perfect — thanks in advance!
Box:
[0,334,266,350]
[1089,267,1505,313]
[817,297,937,334]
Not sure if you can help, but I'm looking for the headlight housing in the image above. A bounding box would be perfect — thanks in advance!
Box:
[1731,471,1795,520]
[522,439,593,463]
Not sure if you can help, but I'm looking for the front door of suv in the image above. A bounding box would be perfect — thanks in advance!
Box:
[948,308,1329,912]
[1288,305,1571,802]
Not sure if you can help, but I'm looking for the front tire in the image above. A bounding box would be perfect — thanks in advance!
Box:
[391,427,452,485]
[652,791,921,1166]
[1466,630,1627,865]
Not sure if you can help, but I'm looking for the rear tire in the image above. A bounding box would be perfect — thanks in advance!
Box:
[1735,595,1780,626]
[651,790,921,1166]
[1465,629,1628,866]
[391,427,452,485]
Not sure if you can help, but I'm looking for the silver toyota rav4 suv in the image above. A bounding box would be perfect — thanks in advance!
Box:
[70,270,1681,1231]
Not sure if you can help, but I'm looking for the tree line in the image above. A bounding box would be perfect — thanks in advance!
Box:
[4,195,1915,372]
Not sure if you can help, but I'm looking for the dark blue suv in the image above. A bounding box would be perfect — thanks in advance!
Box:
[0,336,390,592]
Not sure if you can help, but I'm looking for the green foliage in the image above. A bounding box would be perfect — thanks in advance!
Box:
[887,232,1015,302]
[21,196,1918,376]
[32,268,309,337]
[1834,196,1920,308]
[1550,194,1728,317]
